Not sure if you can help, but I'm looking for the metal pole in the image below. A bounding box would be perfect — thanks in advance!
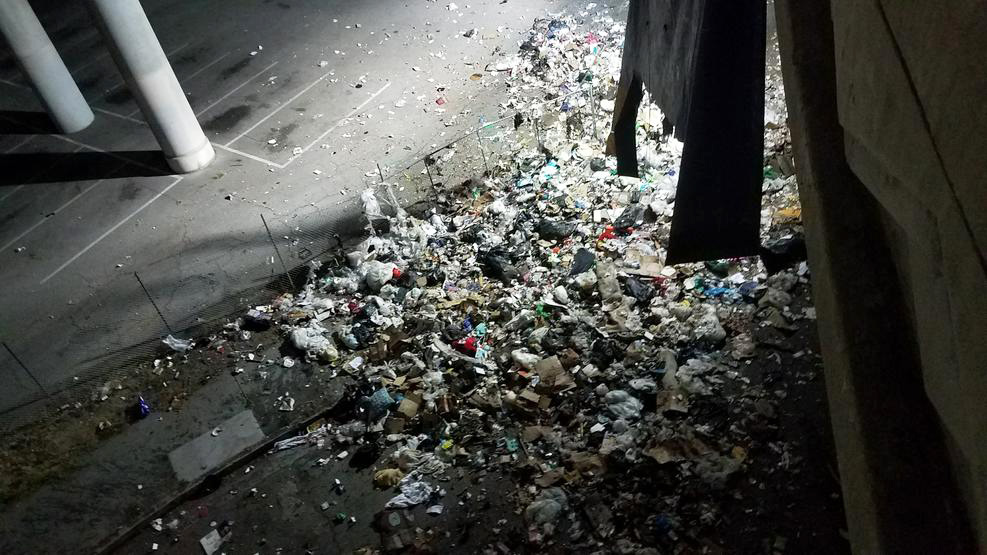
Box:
[590,83,598,141]
[0,0,94,133]
[424,158,436,188]
[134,272,174,334]
[377,162,402,215]
[4,342,47,397]
[476,129,489,174]
[424,157,439,204]
[260,213,295,290]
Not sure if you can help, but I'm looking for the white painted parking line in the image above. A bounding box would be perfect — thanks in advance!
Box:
[0,141,77,206]
[69,50,112,77]
[213,143,281,168]
[4,135,35,154]
[225,69,335,147]
[44,134,170,175]
[0,185,24,204]
[0,135,35,206]
[94,107,147,126]
[282,81,392,167]
[184,51,233,82]
[0,77,30,91]
[40,175,183,285]
[59,26,99,52]
[0,178,105,253]
[195,60,279,118]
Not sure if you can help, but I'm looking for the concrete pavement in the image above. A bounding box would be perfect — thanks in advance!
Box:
[0,0,590,417]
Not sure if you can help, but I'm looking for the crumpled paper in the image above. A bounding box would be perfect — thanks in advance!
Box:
[384,472,434,508]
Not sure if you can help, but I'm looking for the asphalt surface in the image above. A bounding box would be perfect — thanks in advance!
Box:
[0,0,590,416]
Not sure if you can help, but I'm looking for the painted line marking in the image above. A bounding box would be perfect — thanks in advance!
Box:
[40,175,183,284]
[0,111,163,176]
[0,185,24,204]
[194,60,279,117]
[4,135,36,154]
[282,81,392,167]
[225,69,334,147]
[213,143,282,168]
[44,134,170,175]
[94,107,146,126]
[0,178,105,252]
[0,77,30,91]
[59,26,99,52]
[0,144,83,205]
[69,50,112,77]
[184,51,233,82]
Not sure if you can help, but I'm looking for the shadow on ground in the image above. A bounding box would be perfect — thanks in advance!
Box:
[0,150,173,185]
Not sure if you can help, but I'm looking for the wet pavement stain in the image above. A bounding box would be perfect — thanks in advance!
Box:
[266,122,298,151]
[174,53,198,66]
[117,182,140,202]
[219,57,253,80]
[204,105,252,133]
[104,87,132,106]
[51,25,82,42]
[76,74,102,91]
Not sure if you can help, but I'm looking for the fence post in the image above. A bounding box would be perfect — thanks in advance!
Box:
[377,162,402,215]
[590,82,598,141]
[4,341,47,397]
[476,129,489,174]
[260,213,295,290]
[134,271,174,334]
[424,157,440,204]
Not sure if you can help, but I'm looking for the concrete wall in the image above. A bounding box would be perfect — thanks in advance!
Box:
[617,1,987,552]
[779,0,986,551]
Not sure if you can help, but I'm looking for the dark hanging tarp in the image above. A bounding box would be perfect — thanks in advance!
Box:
[611,0,766,264]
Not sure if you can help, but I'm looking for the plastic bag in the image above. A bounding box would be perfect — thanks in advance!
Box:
[605,390,643,419]
[162,335,192,353]
[570,248,595,275]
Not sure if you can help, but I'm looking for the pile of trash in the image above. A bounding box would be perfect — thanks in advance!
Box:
[228,11,809,553]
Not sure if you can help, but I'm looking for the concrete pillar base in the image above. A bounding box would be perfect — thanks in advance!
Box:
[87,0,213,174]
[166,140,215,173]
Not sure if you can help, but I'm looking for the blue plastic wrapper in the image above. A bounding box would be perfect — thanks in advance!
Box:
[737,281,758,298]
[363,388,395,420]
[705,287,730,297]
[137,395,151,418]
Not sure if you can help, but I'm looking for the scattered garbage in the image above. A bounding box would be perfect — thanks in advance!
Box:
[604,390,643,419]
[198,521,232,555]
[374,468,405,488]
[525,487,568,525]
[103,6,817,554]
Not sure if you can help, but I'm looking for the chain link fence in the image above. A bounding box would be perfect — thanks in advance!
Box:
[0,83,608,434]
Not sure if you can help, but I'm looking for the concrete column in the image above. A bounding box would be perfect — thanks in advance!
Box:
[0,0,94,134]
[86,0,214,173]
